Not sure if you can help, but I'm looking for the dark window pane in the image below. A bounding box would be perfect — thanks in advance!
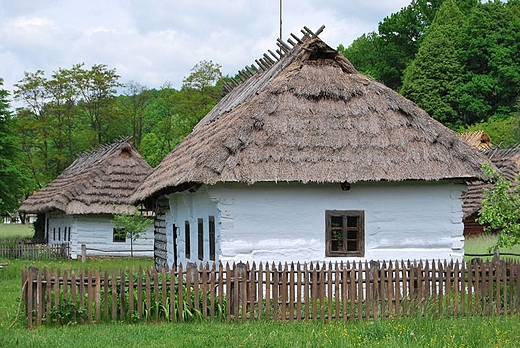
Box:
[347,216,358,228]
[209,216,215,261]
[113,228,126,243]
[347,241,357,251]
[198,218,204,261]
[331,215,343,228]
[185,221,191,259]
[331,240,344,252]
[347,230,358,240]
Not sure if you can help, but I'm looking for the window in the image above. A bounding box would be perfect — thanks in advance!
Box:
[185,221,191,259]
[198,218,204,261]
[326,210,364,257]
[172,224,178,266]
[46,218,49,242]
[113,228,126,243]
[209,216,215,261]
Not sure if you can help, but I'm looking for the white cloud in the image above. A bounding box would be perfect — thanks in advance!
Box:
[0,0,413,98]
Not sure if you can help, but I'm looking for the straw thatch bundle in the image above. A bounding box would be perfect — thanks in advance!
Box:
[460,130,492,150]
[19,138,152,215]
[132,30,487,203]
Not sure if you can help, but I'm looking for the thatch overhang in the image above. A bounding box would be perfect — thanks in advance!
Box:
[132,26,488,203]
[19,138,153,215]
[462,145,520,218]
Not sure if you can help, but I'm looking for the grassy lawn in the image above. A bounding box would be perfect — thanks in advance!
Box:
[2,316,519,348]
[0,223,34,240]
[465,234,520,261]
[0,256,519,347]
[0,230,518,347]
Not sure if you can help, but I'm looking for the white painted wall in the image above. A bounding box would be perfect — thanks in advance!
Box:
[45,212,154,259]
[46,211,73,244]
[162,181,466,267]
[165,190,220,267]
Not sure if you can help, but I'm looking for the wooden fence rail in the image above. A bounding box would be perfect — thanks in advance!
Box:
[22,259,520,327]
[0,243,69,260]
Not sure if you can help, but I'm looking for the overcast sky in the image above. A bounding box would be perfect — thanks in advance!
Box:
[0,0,411,97]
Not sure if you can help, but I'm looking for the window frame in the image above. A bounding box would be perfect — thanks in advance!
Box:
[325,210,365,257]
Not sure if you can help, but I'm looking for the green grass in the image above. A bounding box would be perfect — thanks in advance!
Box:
[465,234,520,261]
[1,310,519,347]
[1,257,520,347]
[0,223,34,240]
[0,232,518,347]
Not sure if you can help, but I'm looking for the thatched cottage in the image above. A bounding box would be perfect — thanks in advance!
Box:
[132,26,487,269]
[19,138,154,259]
[463,145,520,237]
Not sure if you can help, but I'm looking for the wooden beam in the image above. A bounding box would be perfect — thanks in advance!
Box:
[263,53,276,64]
[268,49,281,61]
[255,59,267,71]
[290,33,303,44]
[276,38,291,52]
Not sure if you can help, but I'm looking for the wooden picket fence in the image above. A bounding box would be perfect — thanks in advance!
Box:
[22,259,520,327]
[0,242,70,260]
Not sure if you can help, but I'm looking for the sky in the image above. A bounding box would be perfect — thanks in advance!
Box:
[0,0,412,98]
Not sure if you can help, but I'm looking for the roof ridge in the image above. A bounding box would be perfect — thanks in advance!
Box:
[223,25,326,92]
[75,136,132,162]
[485,143,520,159]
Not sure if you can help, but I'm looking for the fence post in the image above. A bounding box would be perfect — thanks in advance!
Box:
[81,244,87,263]
[186,262,197,283]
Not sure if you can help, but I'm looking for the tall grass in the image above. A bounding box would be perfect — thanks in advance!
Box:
[1,231,519,346]
[0,223,33,240]
[2,257,519,347]
[1,314,519,347]
[465,234,520,260]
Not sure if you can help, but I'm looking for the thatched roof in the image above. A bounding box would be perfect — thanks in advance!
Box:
[19,138,153,215]
[463,145,520,218]
[132,26,488,203]
[460,130,492,150]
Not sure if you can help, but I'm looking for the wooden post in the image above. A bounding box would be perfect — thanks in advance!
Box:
[81,244,87,263]
[237,262,246,320]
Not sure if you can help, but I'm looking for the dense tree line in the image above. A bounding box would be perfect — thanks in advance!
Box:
[339,0,520,143]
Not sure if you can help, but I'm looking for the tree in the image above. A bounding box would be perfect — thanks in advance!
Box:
[457,0,520,125]
[401,0,467,127]
[120,81,150,148]
[182,60,222,91]
[375,0,445,90]
[138,61,225,166]
[0,78,29,215]
[71,63,122,145]
[13,63,127,190]
[113,209,152,257]
[13,70,54,183]
[338,33,379,79]
[340,0,477,91]
[477,163,520,250]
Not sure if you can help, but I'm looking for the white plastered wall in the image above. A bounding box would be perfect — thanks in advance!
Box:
[163,181,466,267]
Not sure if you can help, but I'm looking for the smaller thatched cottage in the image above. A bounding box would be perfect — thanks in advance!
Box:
[19,138,154,259]
[132,26,488,269]
[463,145,520,236]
